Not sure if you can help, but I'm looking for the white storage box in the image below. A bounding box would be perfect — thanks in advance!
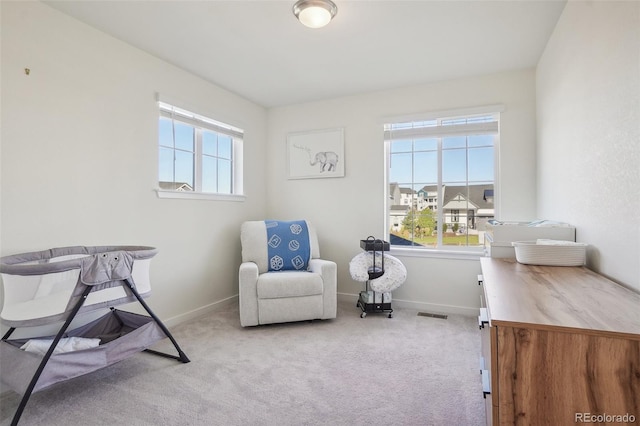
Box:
[512,240,587,266]
[485,221,576,258]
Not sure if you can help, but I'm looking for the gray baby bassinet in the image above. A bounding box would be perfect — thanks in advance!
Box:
[0,246,190,426]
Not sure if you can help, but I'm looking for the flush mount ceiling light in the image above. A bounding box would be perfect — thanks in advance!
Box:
[293,0,338,29]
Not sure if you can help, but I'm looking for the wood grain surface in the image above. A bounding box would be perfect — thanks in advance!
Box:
[497,326,640,425]
[480,258,640,339]
[480,258,640,425]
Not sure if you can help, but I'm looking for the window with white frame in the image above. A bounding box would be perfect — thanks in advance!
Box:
[385,110,499,251]
[157,101,244,199]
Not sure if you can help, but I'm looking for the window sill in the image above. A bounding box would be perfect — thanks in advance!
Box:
[155,190,246,202]
[389,246,486,261]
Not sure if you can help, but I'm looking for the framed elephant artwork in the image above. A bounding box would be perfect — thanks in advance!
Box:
[287,128,345,179]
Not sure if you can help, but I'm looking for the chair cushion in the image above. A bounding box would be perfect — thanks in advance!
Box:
[265,220,311,271]
[257,271,323,299]
[241,220,321,274]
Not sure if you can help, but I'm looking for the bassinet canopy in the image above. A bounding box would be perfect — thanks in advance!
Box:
[0,245,157,327]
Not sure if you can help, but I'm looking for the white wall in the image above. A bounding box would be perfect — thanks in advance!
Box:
[0,2,268,324]
[10,1,622,323]
[267,69,538,315]
[536,1,640,290]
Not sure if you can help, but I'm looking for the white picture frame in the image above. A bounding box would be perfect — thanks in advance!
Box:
[287,128,345,179]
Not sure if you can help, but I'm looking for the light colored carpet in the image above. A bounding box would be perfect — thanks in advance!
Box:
[1,300,485,426]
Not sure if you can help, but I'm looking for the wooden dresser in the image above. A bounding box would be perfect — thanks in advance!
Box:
[479,258,640,425]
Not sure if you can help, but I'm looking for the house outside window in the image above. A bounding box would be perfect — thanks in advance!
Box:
[157,101,244,201]
[384,109,499,251]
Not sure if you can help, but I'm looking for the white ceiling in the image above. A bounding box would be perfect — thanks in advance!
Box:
[43,0,567,108]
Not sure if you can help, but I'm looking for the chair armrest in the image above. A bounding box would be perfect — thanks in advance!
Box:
[308,259,337,319]
[308,258,336,278]
[239,262,260,327]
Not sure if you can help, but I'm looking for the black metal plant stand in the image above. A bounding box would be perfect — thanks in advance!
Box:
[356,237,393,318]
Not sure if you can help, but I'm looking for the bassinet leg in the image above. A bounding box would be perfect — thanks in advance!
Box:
[10,286,93,426]
[2,326,16,340]
[124,279,190,364]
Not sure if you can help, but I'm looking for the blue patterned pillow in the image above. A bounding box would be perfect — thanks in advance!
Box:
[265,220,311,271]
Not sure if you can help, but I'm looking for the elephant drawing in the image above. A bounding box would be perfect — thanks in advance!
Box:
[310,151,339,172]
[293,144,340,173]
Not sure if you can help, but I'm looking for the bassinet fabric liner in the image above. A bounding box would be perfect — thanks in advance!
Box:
[0,245,157,327]
[349,252,407,293]
[0,309,166,394]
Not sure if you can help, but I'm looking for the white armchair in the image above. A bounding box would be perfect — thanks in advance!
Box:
[239,220,337,327]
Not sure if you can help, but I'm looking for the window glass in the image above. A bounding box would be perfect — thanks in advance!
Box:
[159,118,174,148]
[202,131,217,156]
[174,122,194,152]
[158,102,243,196]
[202,156,217,193]
[385,113,498,250]
[468,147,494,181]
[218,159,232,194]
[159,146,174,183]
[174,150,194,189]
[389,152,413,183]
[414,138,437,151]
[442,149,467,183]
[468,134,493,148]
[413,151,437,183]
[443,136,466,149]
[218,135,232,159]
[390,139,413,153]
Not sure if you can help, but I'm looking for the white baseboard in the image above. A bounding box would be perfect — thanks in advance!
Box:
[337,292,479,317]
[166,292,479,326]
[162,295,238,328]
